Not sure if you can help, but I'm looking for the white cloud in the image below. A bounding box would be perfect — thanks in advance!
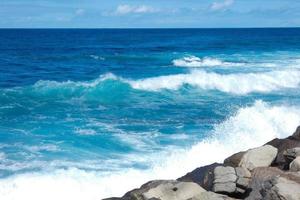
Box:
[211,0,234,11]
[115,5,157,15]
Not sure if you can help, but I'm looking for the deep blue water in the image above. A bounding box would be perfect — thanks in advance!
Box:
[0,28,300,199]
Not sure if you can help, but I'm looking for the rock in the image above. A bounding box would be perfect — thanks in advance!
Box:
[178,163,222,191]
[224,145,278,171]
[245,167,284,200]
[213,182,236,194]
[235,167,251,190]
[116,180,210,200]
[267,126,300,170]
[224,152,245,167]
[212,166,250,197]
[119,180,168,200]
[193,191,235,200]
[283,147,300,162]
[292,126,300,140]
[143,180,205,200]
[245,167,300,200]
[290,157,300,172]
[214,166,237,183]
[261,176,300,200]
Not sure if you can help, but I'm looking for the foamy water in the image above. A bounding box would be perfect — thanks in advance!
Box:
[0,101,299,200]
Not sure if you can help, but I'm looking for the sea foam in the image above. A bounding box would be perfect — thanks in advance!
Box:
[172,56,244,67]
[0,100,299,200]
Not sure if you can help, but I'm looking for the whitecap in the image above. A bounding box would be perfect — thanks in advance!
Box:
[172,56,243,67]
[127,69,300,94]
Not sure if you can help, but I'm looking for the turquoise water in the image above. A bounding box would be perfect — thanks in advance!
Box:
[0,28,300,199]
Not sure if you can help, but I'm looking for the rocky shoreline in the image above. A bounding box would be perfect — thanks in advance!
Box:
[104,126,300,200]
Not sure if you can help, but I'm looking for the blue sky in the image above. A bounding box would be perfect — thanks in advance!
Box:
[1,0,300,28]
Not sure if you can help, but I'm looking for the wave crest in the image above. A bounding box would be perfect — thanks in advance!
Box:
[172,56,243,67]
[128,70,300,94]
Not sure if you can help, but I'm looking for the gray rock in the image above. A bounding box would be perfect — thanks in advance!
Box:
[245,167,300,200]
[267,126,300,170]
[212,166,251,197]
[284,148,300,162]
[235,167,251,189]
[245,167,284,200]
[236,177,250,189]
[224,145,278,171]
[213,182,236,194]
[290,157,300,172]
[212,166,237,194]
[214,166,237,183]
[261,176,300,200]
[192,192,236,200]
[140,180,206,200]
[235,167,251,178]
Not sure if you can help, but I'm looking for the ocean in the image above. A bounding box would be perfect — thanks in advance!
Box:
[0,28,300,200]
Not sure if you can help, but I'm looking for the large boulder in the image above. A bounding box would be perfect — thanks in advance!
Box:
[212,166,251,198]
[224,145,278,171]
[267,126,300,170]
[178,163,222,191]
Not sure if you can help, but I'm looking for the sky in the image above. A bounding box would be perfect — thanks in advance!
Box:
[0,0,300,28]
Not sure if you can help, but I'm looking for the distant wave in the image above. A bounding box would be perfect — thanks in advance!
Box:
[128,70,300,94]
[172,56,244,67]
[89,55,105,60]
[0,100,299,200]
[2,69,299,98]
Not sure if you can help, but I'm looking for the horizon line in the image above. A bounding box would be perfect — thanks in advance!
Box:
[0,27,300,30]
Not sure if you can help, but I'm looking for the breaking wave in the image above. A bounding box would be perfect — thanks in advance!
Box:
[128,70,300,94]
[0,100,299,200]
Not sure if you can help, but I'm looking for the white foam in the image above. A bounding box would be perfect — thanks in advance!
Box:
[127,70,300,94]
[0,152,5,160]
[75,128,97,136]
[89,55,105,60]
[0,100,299,200]
[172,56,243,67]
